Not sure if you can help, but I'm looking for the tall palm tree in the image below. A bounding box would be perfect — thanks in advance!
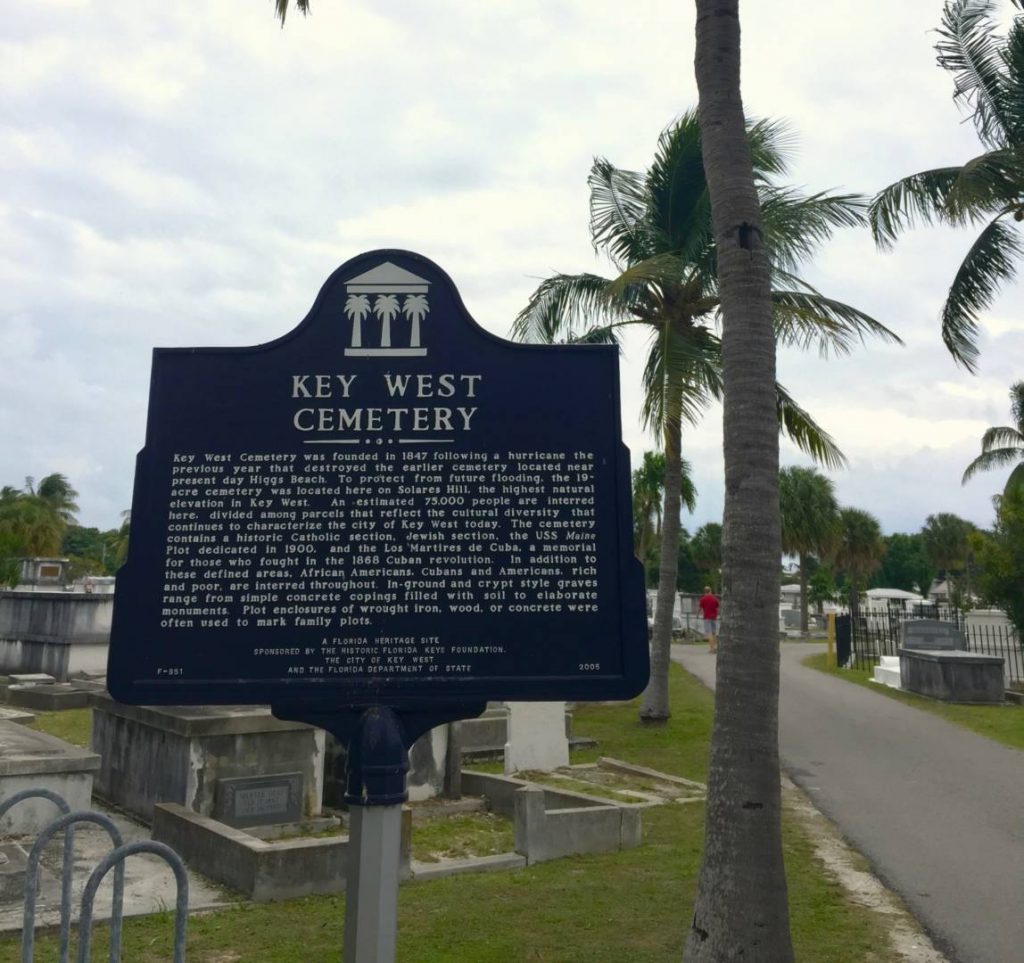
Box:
[632,450,696,584]
[684,1,795,957]
[779,466,840,632]
[869,0,1024,372]
[834,508,886,617]
[34,473,80,524]
[514,112,899,724]
[962,380,1024,494]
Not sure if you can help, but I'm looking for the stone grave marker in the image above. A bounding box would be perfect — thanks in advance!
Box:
[902,619,967,651]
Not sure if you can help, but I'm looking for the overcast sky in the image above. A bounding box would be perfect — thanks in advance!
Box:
[3,1,1021,536]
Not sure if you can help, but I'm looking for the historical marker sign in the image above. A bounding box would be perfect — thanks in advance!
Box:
[108,250,648,707]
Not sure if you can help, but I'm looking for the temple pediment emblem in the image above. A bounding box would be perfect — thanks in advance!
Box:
[343,261,430,357]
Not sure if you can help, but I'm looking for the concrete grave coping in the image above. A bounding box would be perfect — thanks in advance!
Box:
[0,720,100,777]
[89,693,318,737]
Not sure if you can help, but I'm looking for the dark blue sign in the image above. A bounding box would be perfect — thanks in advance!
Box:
[108,251,648,707]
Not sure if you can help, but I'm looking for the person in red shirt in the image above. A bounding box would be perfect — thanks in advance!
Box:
[698,586,720,653]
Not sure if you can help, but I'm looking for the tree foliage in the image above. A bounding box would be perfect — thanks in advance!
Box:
[779,466,840,631]
[515,111,897,722]
[833,508,886,612]
[872,532,935,594]
[869,0,1024,371]
[962,380,1024,495]
[971,485,1024,631]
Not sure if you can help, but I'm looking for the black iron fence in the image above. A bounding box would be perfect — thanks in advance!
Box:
[847,607,1023,686]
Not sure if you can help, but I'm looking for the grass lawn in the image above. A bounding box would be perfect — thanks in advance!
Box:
[27,707,92,747]
[2,666,896,962]
[804,652,1024,752]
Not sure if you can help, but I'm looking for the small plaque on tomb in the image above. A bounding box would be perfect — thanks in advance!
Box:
[108,249,648,707]
[214,772,304,828]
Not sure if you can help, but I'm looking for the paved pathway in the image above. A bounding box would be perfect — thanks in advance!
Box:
[674,642,1024,963]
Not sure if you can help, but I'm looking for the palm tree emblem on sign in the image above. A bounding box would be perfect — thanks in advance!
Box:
[373,294,400,348]
[343,262,430,356]
[344,294,371,348]
[403,294,429,347]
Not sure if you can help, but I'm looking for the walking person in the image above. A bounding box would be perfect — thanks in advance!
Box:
[698,585,720,653]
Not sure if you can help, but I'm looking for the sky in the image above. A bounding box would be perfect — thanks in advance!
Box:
[2,0,1021,537]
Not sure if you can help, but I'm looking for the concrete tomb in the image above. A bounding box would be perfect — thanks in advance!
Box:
[0,720,100,835]
[0,590,112,681]
[899,649,1004,704]
[90,694,325,824]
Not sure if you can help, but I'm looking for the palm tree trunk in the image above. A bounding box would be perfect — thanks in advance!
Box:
[639,401,683,722]
[799,553,809,634]
[685,0,794,959]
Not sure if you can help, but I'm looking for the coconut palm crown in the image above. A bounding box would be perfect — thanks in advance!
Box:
[514,111,900,721]
[869,0,1024,372]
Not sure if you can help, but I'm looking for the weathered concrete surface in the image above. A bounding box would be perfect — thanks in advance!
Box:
[900,649,1005,703]
[0,591,112,680]
[152,803,353,902]
[674,642,1024,963]
[0,722,99,834]
[0,800,230,933]
[90,695,325,823]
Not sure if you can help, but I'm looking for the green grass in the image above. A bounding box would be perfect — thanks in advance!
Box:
[27,707,92,747]
[411,811,514,863]
[1,666,895,962]
[804,652,1024,751]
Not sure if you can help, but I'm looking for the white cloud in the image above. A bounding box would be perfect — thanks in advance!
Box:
[0,0,1020,536]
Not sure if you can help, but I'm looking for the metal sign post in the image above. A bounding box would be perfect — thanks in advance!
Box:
[273,703,484,961]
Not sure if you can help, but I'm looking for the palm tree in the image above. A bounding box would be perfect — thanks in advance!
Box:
[373,294,400,348]
[921,511,977,602]
[345,294,371,349]
[684,1,795,957]
[962,380,1024,494]
[514,112,899,724]
[403,294,430,348]
[834,508,886,617]
[632,450,696,585]
[34,473,80,524]
[869,0,1024,372]
[779,466,840,632]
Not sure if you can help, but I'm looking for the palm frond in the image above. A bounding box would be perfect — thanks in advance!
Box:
[606,253,690,299]
[771,290,903,357]
[275,0,310,26]
[869,166,967,247]
[760,188,868,272]
[962,445,1024,481]
[641,326,722,433]
[936,0,1011,148]
[775,383,848,470]
[512,273,628,344]
[943,148,1024,219]
[646,112,713,254]
[1003,14,1024,138]
[941,214,1024,371]
[746,116,798,182]
[980,424,1024,450]
[1011,379,1024,429]
[588,159,651,267]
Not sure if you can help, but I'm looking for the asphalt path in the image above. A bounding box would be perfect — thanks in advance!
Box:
[674,642,1024,963]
